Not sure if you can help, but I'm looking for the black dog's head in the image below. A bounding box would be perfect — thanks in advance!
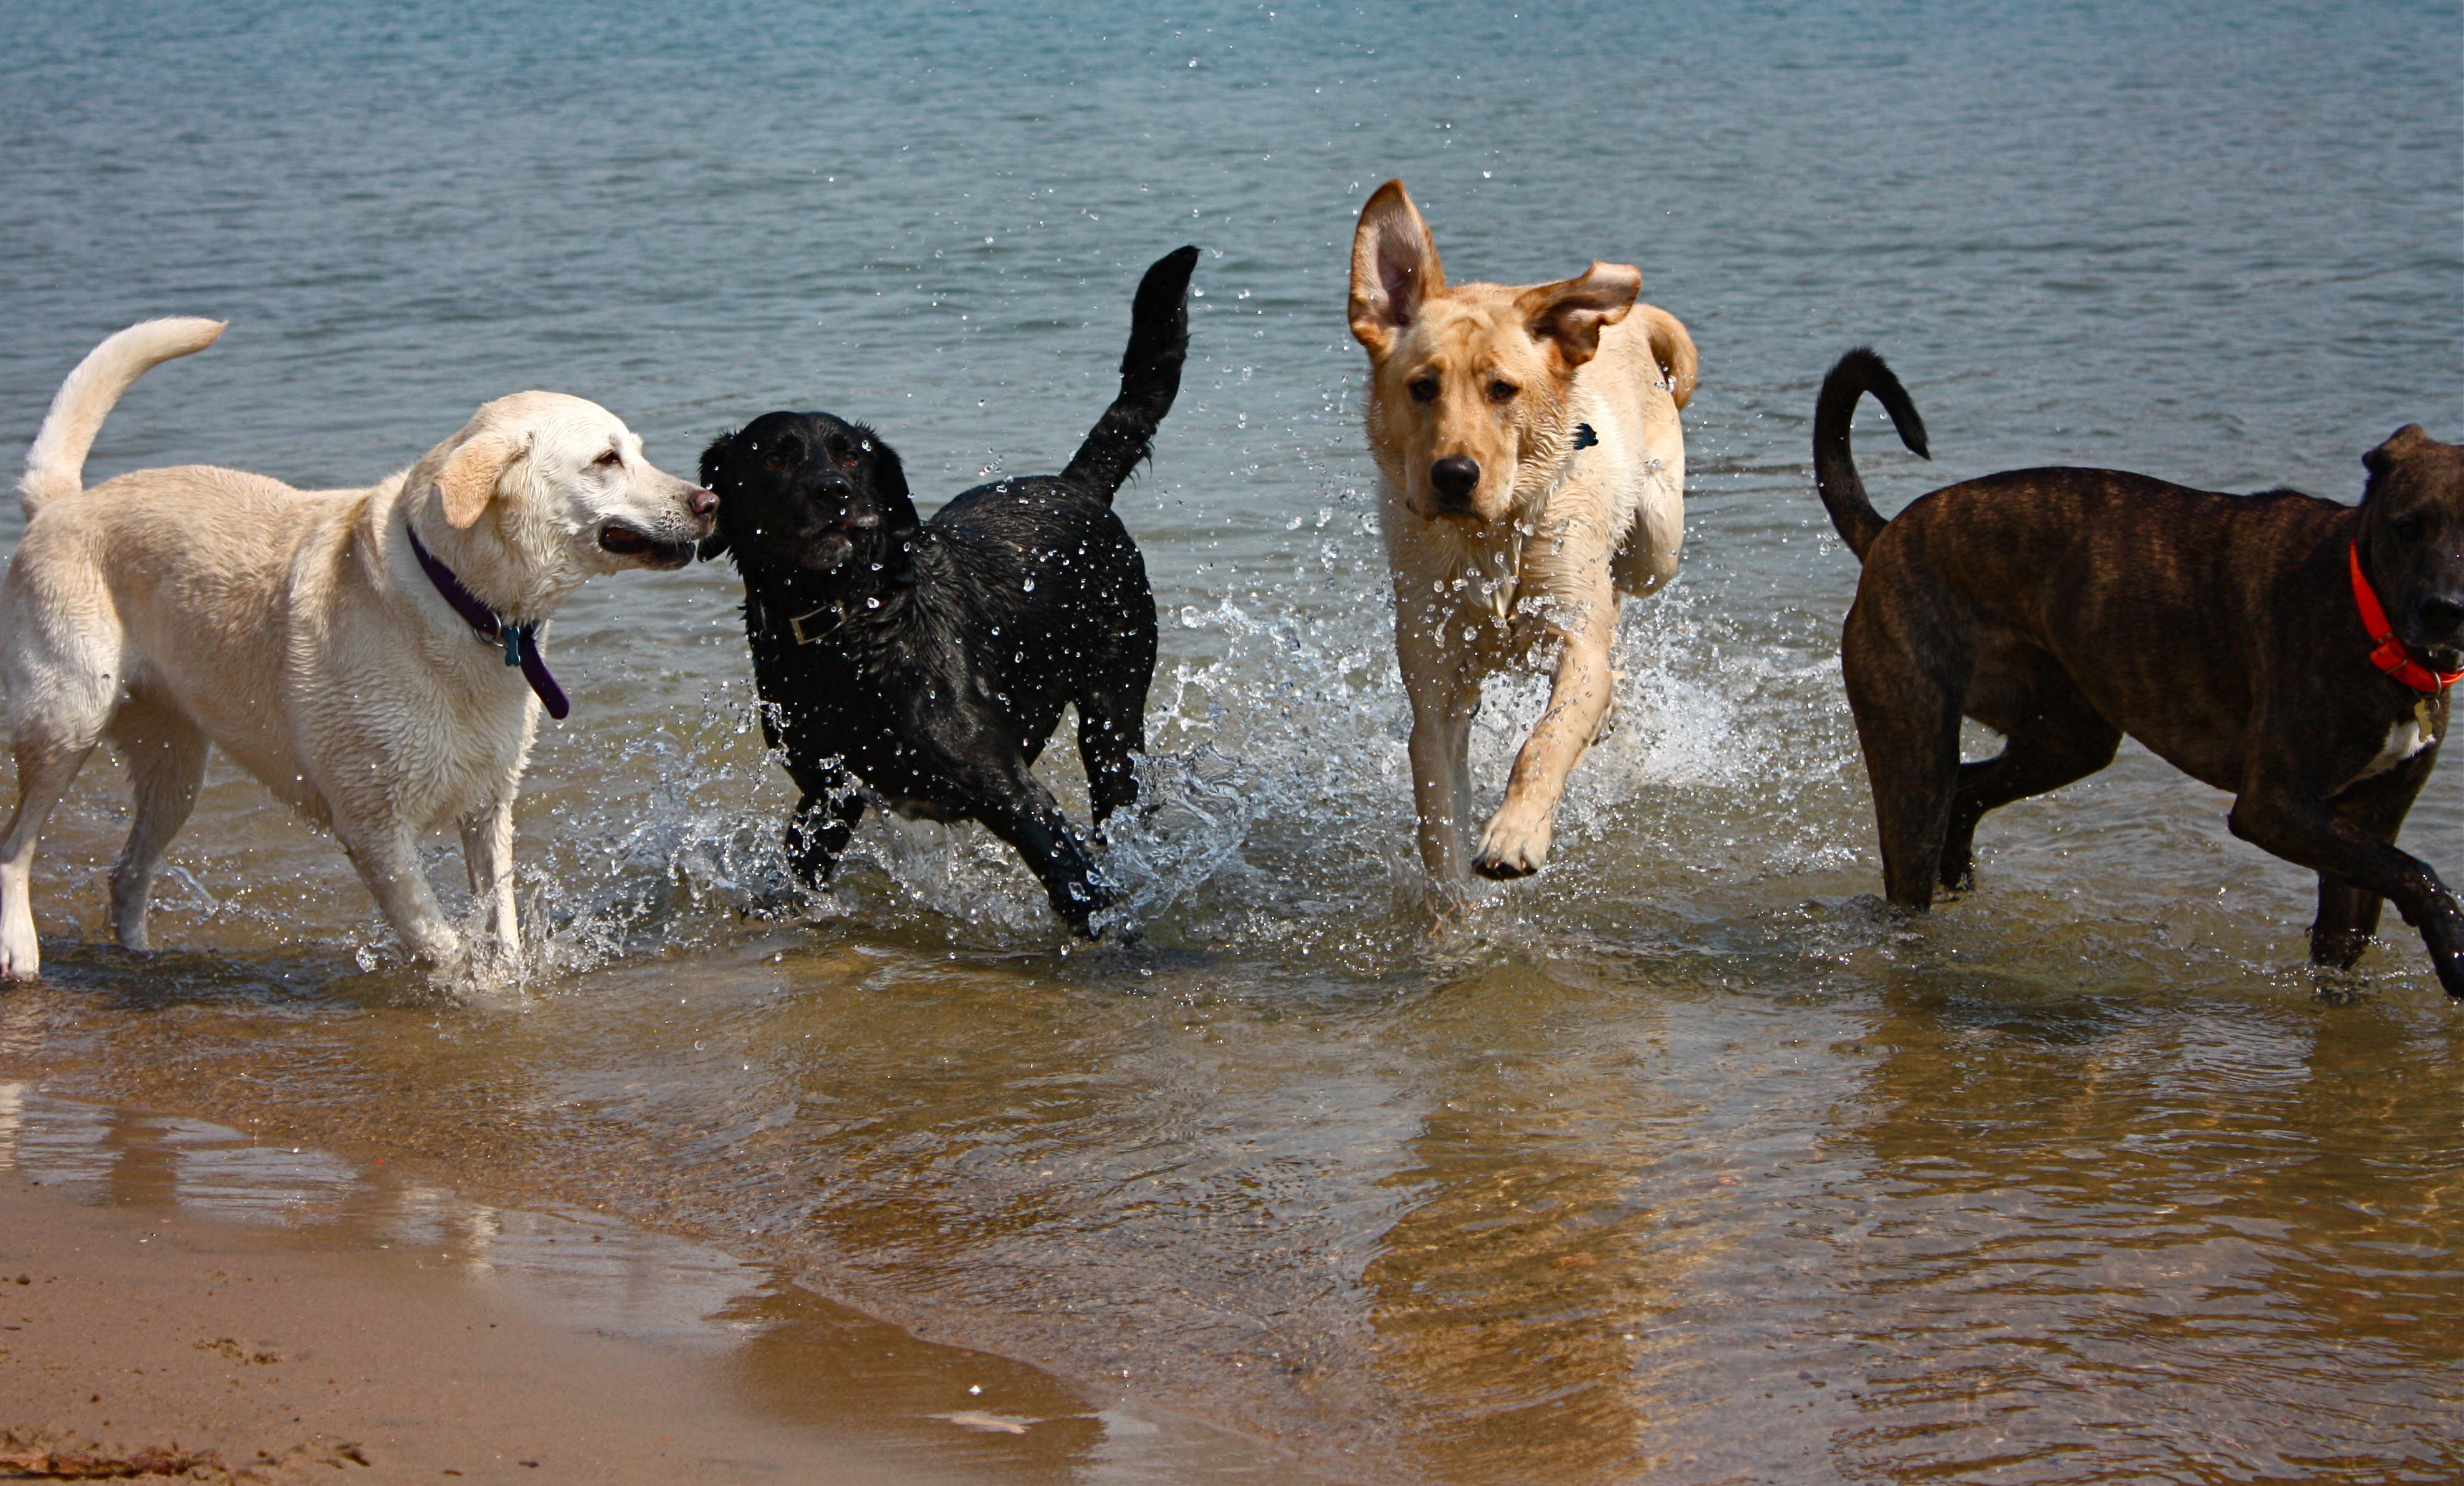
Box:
[697,411,919,575]
[2358,425,2464,671]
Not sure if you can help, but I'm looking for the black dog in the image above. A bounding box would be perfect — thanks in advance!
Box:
[1814,348,2464,997]
[700,246,1197,934]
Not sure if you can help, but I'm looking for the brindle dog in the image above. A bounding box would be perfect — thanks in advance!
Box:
[1814,347,2464,997]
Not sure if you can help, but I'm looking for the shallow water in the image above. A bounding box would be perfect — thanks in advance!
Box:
[4,1,2462,1481]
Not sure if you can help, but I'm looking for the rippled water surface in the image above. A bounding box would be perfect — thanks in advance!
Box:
[3,2,2461,1481]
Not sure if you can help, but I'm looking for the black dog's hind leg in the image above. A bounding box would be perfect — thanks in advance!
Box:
[785,762,868,889]
[1940,674,2121,892]
[1076,680,1147,827]
[2309,757,2435,971]
[962,760,1115,935]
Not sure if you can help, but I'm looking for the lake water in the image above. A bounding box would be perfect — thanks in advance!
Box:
[3,1,2460,1480]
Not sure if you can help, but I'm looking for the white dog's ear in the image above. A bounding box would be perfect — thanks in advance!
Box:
[1517,261,1641,369]
[1349,180,1445,357]
[436,431,521,529]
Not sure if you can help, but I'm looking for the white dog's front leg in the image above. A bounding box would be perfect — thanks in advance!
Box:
[336,817,461,967]
[459,798,521,964]
[1476,611,1619,880]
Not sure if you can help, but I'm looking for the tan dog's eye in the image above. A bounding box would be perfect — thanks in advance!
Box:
[593,449,623,469]
[1408,377,1438,404]
[1487,381,1517,404]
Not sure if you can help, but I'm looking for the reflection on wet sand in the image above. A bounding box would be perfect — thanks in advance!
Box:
[0,1078,1303,1482]
[1830,983,2463,1481]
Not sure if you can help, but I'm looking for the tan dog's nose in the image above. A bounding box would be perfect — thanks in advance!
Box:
[1430,456,1480,510]
[686,486,719,517]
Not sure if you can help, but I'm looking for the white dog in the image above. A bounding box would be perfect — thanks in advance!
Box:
[1348,181,1695,893]
[0,319,716,979]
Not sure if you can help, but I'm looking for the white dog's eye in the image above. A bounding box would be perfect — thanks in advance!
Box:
[593,449,623,469]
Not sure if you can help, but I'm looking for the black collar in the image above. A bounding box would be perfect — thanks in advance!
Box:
[405,520,570,720]
[747,592,860,646]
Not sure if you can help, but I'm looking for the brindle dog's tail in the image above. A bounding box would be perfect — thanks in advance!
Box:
[1061,245,1199,505]
[1813,347,1930,561]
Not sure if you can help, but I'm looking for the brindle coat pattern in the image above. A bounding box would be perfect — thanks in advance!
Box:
[1814,347,2464,997]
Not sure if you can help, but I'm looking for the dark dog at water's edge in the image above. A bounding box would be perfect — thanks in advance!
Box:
[1814,348,2464,997]
[698,246,1197,934]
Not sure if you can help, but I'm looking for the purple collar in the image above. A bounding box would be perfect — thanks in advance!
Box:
[405,520,570,720]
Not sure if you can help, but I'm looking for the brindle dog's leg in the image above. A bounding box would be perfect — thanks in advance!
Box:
[2308,753,2436,971]
[1940,665,2122,893]
[2229,777,2464,998]
[1842,590,1969,911]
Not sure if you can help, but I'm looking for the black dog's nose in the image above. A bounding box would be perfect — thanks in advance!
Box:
[1429,456,1480,509]
[686,486,719,517]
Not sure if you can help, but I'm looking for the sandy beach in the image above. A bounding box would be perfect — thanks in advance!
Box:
[0,1174,914,1485]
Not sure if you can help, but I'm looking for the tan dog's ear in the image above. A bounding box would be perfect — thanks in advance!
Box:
[436,431,521,529]
[1517,261,1641,369]
[2364,424,2430,481]
[1349,180,1445,357]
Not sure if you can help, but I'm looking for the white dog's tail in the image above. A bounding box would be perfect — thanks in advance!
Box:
[19,317,226,519]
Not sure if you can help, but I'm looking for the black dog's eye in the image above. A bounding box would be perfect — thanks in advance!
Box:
[1487,380,1517,404]
[1408,376,1438,404]
[593,449,623,469]
[840,449,861,470]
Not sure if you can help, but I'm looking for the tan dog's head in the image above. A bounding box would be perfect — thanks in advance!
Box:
[1349,180,1640,525]
[418,391,717,605]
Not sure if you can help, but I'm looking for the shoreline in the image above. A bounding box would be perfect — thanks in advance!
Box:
[0,1171,917,1484]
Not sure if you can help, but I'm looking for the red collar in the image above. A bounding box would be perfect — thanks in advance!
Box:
[2349,541,2463,694]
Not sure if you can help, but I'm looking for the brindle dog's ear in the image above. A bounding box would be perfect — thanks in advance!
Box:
[2364,424,2430,484]
[1517,261,1641,370]
[696,430,735,560]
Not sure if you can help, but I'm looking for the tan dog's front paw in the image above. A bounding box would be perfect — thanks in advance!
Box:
[1473,812,1551,880]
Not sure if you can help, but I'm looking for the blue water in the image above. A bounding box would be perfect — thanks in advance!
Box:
[4,2,2462,1481]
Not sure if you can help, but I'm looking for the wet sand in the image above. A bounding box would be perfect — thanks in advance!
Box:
[0,1174,913,1485]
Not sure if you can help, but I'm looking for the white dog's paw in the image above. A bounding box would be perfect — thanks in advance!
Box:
[0,919,39,981]
[1473,812,1551,880]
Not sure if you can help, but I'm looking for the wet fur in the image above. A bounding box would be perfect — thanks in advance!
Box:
[1815,347,2464,998]
[0,319,715,979]
[1348,180,1695,893]
[700,247,1196,934]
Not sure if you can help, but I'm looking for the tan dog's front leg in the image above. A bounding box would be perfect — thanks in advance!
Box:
[1475,611,1619,880]
[1406,668,1482,890]
[1396,588,1481,892]
[459,797,521,968]
[337,817,461,966]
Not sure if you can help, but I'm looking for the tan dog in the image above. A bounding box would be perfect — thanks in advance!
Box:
[0,319,716,980]
[1348,180,1697,892]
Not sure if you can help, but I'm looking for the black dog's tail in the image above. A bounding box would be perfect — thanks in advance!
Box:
[1062,244,1199,504]
[1813,347,1930,562]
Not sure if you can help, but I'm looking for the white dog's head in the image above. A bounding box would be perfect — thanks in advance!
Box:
[411,391,716,611]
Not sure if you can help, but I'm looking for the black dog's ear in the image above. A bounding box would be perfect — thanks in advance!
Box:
[699,429,736,491]
[2364,424,2430,485]
[697,430,735,560]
